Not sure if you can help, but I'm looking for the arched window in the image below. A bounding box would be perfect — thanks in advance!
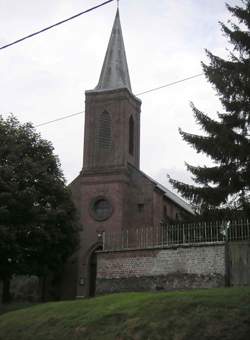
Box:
[98,110,112,150]
[129,115,134,155]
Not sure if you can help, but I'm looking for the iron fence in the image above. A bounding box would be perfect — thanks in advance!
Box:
[102,219,250,251]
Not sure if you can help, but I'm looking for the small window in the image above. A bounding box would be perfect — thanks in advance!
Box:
[138,203,144,212]
[129,115,134,155]
[163,206,167,219]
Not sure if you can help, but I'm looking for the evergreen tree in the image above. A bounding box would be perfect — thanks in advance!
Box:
[0,115,79,303]
[169,1,250,218]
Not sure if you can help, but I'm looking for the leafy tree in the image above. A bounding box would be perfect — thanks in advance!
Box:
[0,115,79,303]
[169,0,250,219]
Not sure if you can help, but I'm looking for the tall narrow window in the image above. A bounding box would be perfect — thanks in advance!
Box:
[129,115,134,155]
[98,110,112,150]
[163,206,167,219]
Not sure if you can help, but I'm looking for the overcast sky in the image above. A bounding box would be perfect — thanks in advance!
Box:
[0,0,241,194]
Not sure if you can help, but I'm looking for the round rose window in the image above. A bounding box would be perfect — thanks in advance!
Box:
[90,197,112,221]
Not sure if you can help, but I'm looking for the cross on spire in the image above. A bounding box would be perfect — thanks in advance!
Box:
[117,0,119,9]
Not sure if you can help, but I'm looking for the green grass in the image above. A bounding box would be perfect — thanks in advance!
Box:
[0,302,37,316]
[0,288,250,340]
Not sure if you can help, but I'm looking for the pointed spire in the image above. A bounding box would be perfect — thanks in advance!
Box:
[95,9,132,92]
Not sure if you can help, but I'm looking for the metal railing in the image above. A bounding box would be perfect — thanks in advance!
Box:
[102,220,250,251]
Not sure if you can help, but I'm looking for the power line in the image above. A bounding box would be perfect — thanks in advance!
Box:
[136,73,203,96]
[35,111,84,127]
[0,0,114,51]
[35,73,204,128]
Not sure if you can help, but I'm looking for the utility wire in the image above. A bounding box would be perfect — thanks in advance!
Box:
[35,111,84,127]
[136,73,203,96]
[0,0,114,50]
[35,73,204,128]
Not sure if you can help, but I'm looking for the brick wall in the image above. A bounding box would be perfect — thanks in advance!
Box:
[96,244,225,294]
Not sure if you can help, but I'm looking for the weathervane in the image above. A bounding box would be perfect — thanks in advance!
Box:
[117,0,119,9]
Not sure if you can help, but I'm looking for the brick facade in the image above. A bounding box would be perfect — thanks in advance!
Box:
[83,89,141,171]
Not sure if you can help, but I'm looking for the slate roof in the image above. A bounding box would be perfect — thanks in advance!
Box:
[129,164,194,215]
[95,9,132,92]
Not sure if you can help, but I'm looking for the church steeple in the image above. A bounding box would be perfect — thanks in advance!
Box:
[83,8,141,172]
[95,9,132,92]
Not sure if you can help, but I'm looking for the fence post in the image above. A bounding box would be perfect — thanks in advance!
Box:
[223,221,231,287]
[215,221,218,242]
[224,235,230,287]
[103,231,106,251]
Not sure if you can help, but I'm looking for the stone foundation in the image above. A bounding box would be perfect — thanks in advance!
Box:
[96,273,224,294]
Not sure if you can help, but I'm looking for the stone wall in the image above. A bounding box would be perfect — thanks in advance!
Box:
[10,275,40,302]
[96,244,225,294]
[0,276,40,303]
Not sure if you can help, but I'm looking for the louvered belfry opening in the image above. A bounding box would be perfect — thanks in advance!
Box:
[97,110,112,150]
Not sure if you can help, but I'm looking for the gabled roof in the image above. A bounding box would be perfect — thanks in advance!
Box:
[128,164,194,215]
[95,9,132,92]
[155,180,194,215]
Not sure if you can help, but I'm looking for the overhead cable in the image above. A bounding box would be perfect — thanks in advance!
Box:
[136,73,203,96]
[35,111,84,127]
[0,0,114,50]
[35,73,204,128]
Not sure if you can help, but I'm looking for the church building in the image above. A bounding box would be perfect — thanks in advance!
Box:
[62,9,193,299]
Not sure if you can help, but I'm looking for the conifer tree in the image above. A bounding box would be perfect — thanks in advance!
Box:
[169,1,250,218]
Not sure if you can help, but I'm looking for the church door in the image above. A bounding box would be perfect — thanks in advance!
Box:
[88,246,102,297]
[89,251,97,297]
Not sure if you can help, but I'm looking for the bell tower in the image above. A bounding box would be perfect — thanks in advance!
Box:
[82,9,141,172]
[66,8,143,299]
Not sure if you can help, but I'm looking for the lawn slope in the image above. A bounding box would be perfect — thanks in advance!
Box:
[0,288,250,340]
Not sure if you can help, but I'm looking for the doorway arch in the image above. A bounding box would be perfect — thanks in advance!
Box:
[88,245,102,297]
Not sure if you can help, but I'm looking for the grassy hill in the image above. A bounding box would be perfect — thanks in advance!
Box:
[0,287,250,340]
